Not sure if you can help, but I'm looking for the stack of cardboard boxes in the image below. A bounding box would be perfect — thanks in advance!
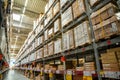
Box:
[101,47,120,71]
[72,0,86,19]
[91,3,120,41]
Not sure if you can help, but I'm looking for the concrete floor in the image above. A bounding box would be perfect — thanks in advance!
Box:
[4,70,29,80]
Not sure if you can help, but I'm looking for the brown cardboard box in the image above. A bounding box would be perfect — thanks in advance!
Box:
[54,38,62,54]
[58,65,64,70]
[102,63,119,68]
[72,0,81,19]
[103,67,119,71]
[63,31,69,51]
[76,67,84,71]
[48,41,54,56]
[101,59,118,64]
[116,51,120,59]
[107,47,120,52]
[53,2,60,16]
[68,29,75,49]
[61,7,73,27]
[54,18,61,33]
[45,64,50,70]
[44,45,48,57]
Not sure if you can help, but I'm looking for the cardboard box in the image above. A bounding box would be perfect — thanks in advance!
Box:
[58,65,64,70]
[53,2,60,16]
[48,41,54,56]
[63,31,69,51]
[67,29,75,49]
[116,51,120,59]
[37,48,44,59]
[54,18,61,33]
[61,7,73,27]
[54,38,62,54]
[103,67,119,71]
[44,30,48,41]
[107,47,120,52]
[44,45,48,57]
[76,67,84,71]
[48,27,54,38]
[102,63,119,68]
[60,0,68,8]
[101,59,118,64]
[72,0,81,19]
[74,21,91,47]
[45,64,50,70]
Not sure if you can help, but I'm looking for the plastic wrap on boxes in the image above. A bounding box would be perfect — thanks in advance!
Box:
[72,0,85,19]
[44,45,48,57]
[53,2,60,16]
[44,30,48,41]
[61,7,73,27]
[48,41,54,56]
[54,18,61,33]
[74,21,91,47]
[54,38,62,54]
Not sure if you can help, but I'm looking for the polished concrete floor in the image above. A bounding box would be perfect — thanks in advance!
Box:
[4,70,29,80]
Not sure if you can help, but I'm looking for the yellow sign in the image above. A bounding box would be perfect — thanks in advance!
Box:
[49,73,53,78]
[83,76,92,80]
[66,74,72,80]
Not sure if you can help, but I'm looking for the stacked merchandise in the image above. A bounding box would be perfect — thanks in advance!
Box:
[91,3,120,41]
[101,48,120,71]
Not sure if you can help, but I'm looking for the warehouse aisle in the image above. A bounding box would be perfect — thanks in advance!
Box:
[4,69,29,80]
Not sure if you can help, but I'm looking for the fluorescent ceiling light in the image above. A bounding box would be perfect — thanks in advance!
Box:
[13,13,21,21]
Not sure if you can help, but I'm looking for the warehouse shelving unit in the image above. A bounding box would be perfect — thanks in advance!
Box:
[15,0,120,80]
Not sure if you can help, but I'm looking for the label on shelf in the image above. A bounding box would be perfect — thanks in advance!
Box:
[83,71,92,76]
[67,70,72,75]
[104,71,120,79]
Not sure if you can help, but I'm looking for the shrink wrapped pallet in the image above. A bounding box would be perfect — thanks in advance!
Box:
[74,21,91,47]
[63,32,69,51]
[63,29,75,51]
[91,3,117,25]
[48,41,54,56]
[54,18,61,33]
[60,0,68,8]
[61,7,73,27]
[38,36,44,45]
[48,27,54,38]
[37,48,44,59]
[53,2,60,16]
[44,18,48,26]
[54,38,62,54]
[72,0,86,19]
[44,45,48,57]
[44,30,48,41]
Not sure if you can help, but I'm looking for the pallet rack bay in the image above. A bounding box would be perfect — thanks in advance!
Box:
[15,0,120,80]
